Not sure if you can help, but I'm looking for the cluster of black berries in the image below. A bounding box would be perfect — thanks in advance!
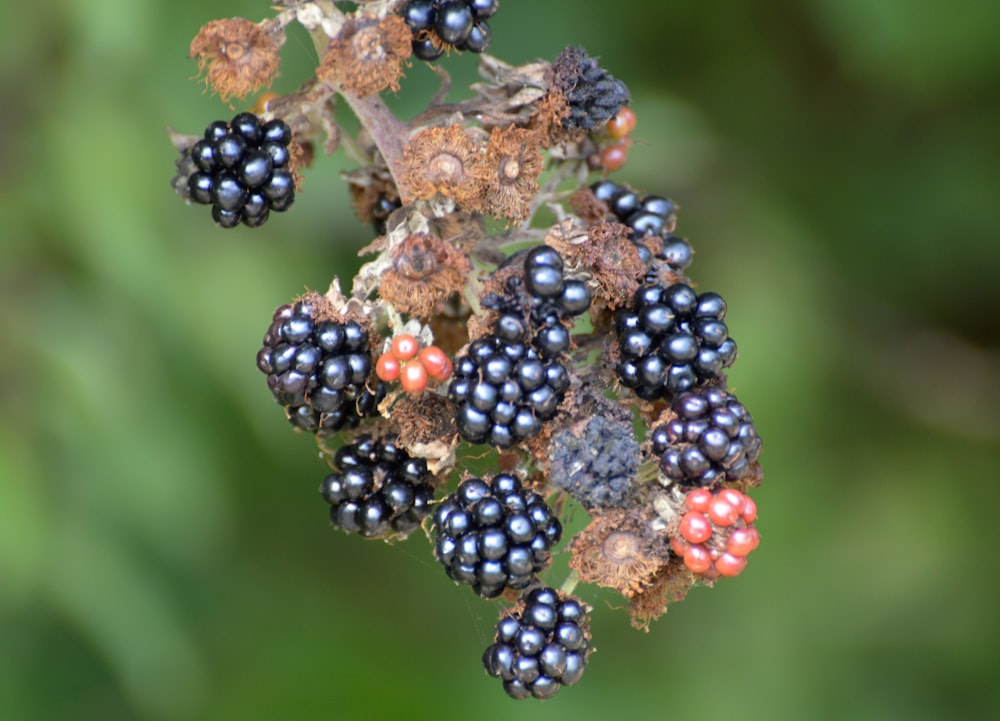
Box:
[615,282,737,400]
[401,0,497,60]
[186,112,295,228]
[591,179,693,275]
[433,474,562,599]
[257,300,386,434]
[650,386,762,486]
[320,435,434,538]
[449,247,588,448]
[483,587,590,700]
[549,411,640,509]
[551,46,630,131]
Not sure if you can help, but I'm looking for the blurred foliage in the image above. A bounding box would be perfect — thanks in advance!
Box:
[2,1,999,720]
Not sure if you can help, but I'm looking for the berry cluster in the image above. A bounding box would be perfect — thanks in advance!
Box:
[615,282,737,400]
[433,474,562,599]
[257,298,385,434]
[401,0,497,61]
[483,587,591,700]
[321,435,435,538]
[174,3,767,702]
[651,387,763,486]
[375,334,453,395]
[591,179,693,276]
[450,246,587,448]
[669,487,759,577]
[186,112,295,228]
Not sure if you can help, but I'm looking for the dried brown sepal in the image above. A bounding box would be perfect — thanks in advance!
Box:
[528,91,577,147]
[318,14,412,97]
[401,124,488,211]
[626,556,695,631]
[379,233,471,318]
[569,509,670,598]
[552,221,644,310]
[569,186,610,226]
[189,18,283,104]
[480,125,545,224]
[386,393,459,475]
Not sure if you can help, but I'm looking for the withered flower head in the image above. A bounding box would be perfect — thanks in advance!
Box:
[379,233,471,318]
[319,14,412,97]
[189,18,283,104]
[481,125,544,224]
[626,557,695,631]
[401,124,487,210]
[569,510,670,598]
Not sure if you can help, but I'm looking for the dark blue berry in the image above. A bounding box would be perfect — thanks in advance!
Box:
[435,1,474,45]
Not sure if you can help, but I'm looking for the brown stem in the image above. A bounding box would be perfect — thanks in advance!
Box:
[338,89,411,198]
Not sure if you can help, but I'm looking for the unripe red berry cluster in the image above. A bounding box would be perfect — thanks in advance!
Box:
[670,487,760,578]
[376,334,453,394]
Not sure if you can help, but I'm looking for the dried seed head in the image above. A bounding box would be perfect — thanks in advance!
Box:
[626,556,695,631]
[549,221,644,309]
[481,125,544,224]
[319,14,412,97]
[189,18,283,103]
[379,233,471,318]
[569,510,669,598]
[401,124,487,210]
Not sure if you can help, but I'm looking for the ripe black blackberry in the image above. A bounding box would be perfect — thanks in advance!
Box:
[590,179,692,275]
[433,474,562,599]
[482,586,591,699]
[551,47,630,131]
[320,434,435,538]
[448,311,572,448]
[614,282,737,399]
[401,0,497,61]
[549,411,641,509]
[371,193,402,236]
[650,386,762,487]
[184,112,295,228]
[256,299,386,434]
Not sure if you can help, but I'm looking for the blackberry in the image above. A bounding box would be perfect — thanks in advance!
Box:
[650,387,762,487]
[320,435,435,538]
[183,112,295,227]
[549,412,640,509]
[551,47,630,131]
[433,474,562,599]
[522,245,593,321]
[590,179,692,275]
[482,587,591,699]
[400,0,496,59]
[614,282,736,399]
[256,299,386,434]
[448,312,571,448]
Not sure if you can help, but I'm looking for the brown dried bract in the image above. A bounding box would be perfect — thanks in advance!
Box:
[569,186,610,226]
[528,91,576,147]
[558,221,644,309]
[401,124,487,211]
[480,125,545,224]
[626,556,695,631]
[346,163,399,228]
[391,393,458,458]
[379,233,471,318]
[569,509,670,598]
[189,18,283,104]
[318,14,412,97]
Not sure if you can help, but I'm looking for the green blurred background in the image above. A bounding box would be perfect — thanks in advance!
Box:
[3,1,999,719]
